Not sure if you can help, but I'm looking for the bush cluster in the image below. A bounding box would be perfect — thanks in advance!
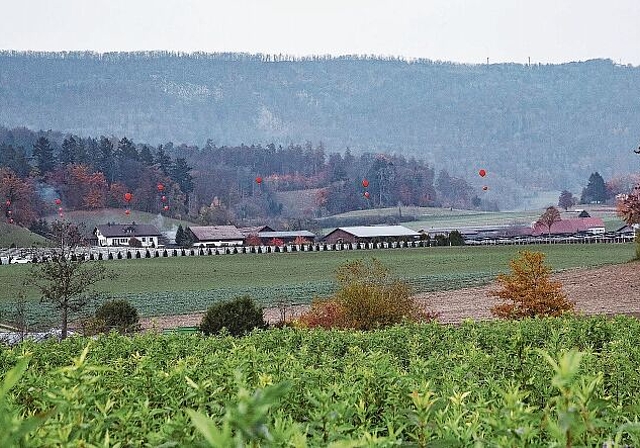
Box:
[298,258,437,330]
[200,295,266,336]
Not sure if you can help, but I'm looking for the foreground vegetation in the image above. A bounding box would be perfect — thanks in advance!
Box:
[3,316,640,446]
[0,243,633,328]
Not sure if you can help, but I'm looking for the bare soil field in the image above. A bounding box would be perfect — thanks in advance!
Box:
[141,262,640,330]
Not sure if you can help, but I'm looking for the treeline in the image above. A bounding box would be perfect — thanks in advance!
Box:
[0,127,488,228]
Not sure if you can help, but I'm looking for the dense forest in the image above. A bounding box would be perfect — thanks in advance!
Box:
[2,126,490,229]
[1,51,638,204]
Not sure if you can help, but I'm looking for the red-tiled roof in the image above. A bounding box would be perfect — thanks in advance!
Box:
[532,218,605,236]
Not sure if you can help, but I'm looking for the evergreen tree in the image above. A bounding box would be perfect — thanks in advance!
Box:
[60,136,77,165]
[139,145,154,166]
[580,172,608,204]
[97,137,115,184]
[154,145,173,175]
[32,136,56,175]
[172,157,194,196]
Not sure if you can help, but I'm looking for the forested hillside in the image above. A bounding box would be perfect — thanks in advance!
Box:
[1,51,638,196]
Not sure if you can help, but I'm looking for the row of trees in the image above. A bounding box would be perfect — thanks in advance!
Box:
[1,127,487,228]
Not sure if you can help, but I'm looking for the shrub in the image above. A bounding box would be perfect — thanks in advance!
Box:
[94,299,140,334]
[490,250,574,319]
[296,299,345,329]
[297,258,437,330]
[200,296,266,336]
[128,237,142,248]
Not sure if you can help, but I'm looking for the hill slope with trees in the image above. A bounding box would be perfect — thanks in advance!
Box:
[0,52,638,196]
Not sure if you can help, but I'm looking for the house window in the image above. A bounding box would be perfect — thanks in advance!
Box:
[142,237,146,242]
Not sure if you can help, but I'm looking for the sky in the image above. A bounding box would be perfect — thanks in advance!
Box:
[2,0,640,65]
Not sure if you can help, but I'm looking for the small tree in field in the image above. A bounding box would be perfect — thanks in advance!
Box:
[269,238,284,247]
[28,221,114,338]
[490,250,574,319]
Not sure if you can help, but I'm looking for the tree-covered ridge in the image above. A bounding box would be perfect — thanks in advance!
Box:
[3,127,476,225]
[0,51,638,195]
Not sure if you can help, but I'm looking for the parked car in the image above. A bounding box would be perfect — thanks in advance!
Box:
[9,257,30,264]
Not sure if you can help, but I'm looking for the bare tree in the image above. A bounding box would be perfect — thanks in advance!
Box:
[537,206,562,238]
[28,221,114,339]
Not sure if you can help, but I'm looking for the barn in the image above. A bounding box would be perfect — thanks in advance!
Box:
[188,226,245,247]
[322,225,420,244]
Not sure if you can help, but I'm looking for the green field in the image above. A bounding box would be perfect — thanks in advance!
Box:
[0,243,633,326]
[4,316,640,446]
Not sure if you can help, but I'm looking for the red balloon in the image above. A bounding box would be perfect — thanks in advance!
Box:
[362,179,369,188]
[55,198,62,205]
[5,200,10,207]
[161,195,166,202]
[124,192,133,202]
[163,205,169,211]
[479,169,487,177]
[157,183,164,192]
[482,186,489,191]
[58,207,62,212]
[125,209,130,215]
[364,191,370,198]
[255,176,263,184]
[9,218,14,224]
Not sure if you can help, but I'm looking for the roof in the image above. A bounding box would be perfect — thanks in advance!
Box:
[258,231,316,239]
[532,218,605,236]
[189,226,245,241]
[326,225,420,238]
[95,223,161,238]
[238,225,275,236]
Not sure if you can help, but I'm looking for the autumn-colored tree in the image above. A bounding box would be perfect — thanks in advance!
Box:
[0,168,39,226]
[616,186,640,227]
[537,206,562,237]
[269,238,285,247]
[616,184,640,259]
[245,234,262,246]
[490,250,574,319]
[50,164,108,210]
[298,258,437,330]
[293,235,311,245]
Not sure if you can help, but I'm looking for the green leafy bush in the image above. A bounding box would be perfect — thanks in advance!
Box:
[200,296,266,336]
[94,299,140,334]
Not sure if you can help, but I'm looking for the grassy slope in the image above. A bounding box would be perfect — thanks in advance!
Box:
[0,243,633,323]
[0,222,50,248]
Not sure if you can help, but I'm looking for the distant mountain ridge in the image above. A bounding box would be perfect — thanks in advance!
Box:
[0,51,638,192]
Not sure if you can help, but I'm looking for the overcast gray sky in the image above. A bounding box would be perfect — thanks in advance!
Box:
[3,0,639,65]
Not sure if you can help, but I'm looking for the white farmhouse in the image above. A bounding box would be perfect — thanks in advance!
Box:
[94,223,162,247]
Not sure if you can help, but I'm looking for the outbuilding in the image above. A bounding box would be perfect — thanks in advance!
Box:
[188,225,245,247]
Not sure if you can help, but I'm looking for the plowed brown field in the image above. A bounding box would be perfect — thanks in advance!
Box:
[141,262,640,330]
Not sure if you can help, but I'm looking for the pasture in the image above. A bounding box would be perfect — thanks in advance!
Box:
[0,243,633,327]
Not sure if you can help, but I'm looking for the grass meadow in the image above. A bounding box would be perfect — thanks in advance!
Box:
[0,243,633,326]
